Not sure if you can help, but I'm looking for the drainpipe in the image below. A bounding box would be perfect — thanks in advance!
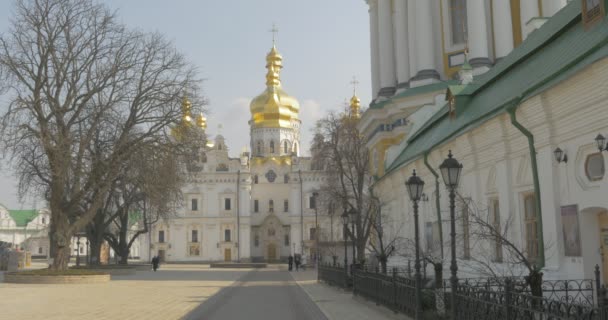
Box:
[507,103,545,269]
[424,152,444,260]
[236,170,240,262]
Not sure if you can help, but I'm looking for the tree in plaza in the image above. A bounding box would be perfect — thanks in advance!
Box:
[312,106,376,264]
[0,0,202,270]
[102,141,185,265]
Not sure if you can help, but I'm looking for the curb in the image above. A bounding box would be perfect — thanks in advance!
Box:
[289,271,335,320]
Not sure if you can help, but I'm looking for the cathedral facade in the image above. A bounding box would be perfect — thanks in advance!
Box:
[144,44,330,263]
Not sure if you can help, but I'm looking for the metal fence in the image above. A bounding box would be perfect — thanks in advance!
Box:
[453,279,602,320]
[318,263,350,289]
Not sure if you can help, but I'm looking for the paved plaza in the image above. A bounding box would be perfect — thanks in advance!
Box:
[0,265,408,319]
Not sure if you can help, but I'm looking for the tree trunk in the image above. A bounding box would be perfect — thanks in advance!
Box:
[379,255,388,274]
[356,240,366,265]
[49,210,72,271]
[88,235,103,266]
[526,268,543,297]
[118,247,129,265]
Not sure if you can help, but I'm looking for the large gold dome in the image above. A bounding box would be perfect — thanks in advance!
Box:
[250,45,300,128]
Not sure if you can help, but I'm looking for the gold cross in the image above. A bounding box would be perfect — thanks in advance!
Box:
[350,76,359,95]
[269,24,279,45]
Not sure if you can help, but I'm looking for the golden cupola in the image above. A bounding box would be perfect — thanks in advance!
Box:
[249,45,300,128]
[196,112,207,130]
[350,94,361,119]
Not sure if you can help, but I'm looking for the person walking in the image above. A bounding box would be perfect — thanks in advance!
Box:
[152,256,159,272]
[288,255,293,271]
[295,254,301,271]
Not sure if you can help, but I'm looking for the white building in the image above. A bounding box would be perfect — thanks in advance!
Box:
[145,44,334,263]
[366,0,569,100]
[360,0,608,282]
[0,207,50,257]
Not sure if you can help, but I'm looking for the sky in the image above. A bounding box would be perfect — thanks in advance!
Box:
[0,0,372,209]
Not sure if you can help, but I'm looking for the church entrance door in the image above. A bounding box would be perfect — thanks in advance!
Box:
[267,243,277,261]
[224,248,231,262]
[158,250,166,263]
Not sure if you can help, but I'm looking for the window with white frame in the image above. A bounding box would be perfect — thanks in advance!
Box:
[224,198,231,211]
[191,229,198,243]
[491,199,503,262]
[191,198,198,211]
[462,201,470,259]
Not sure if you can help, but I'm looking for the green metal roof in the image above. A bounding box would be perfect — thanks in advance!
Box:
[8,209,39,227]
[384,1,608,175]
[369,80,458,109]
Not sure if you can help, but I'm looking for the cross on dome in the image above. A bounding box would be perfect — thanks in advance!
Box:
[269,24,279,45]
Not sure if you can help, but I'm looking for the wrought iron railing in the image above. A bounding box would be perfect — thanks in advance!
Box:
[318,263,350,289]
[352,267,435,317]
[453,279,602,320]
[443,277,596,306]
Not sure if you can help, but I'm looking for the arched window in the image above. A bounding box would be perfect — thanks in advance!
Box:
[269,200,274,212]
[270,141,275,153]
[218,143,222,150]
[257,141,262,155]
[284,141,289,154]
[254,175,259,184]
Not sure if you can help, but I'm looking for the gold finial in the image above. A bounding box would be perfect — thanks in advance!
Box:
[265,41,283,87]
[181,95,193,124]
[269,24,279,46]
[196,112,207,130]
[349,77,361,119]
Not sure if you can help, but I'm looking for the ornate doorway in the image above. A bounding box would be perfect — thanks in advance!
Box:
[267,243,277,261]
[224,248,231,262]
[158,250,166,263]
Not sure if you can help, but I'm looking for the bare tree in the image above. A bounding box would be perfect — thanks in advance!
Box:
[368,196,404,274]
[457,194,545,297]
[0,0,201,270]
[103,142,184,264]
[312,107,375,264]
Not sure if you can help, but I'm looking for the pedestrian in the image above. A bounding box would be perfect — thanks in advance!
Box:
[295,254,300,271]
[152,256,159,272]
[288,255,293,271]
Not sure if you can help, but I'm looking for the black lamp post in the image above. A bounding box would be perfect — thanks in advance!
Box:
[341,211,349,282]
[406,169,425,320]
[439,150,463,320]
[595,134,607,152]
[313,192,319,269]
[349,208,358,268]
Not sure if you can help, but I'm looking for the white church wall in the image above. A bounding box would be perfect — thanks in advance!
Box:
[377,57,608,281]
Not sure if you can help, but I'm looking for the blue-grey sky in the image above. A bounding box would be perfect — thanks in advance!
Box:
[0,0,371,209]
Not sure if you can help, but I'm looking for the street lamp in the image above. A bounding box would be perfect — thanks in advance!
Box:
[595,134,607,152]
[405,169,425,320]
[313,191,319,270]
[439,150,463,320]
[341,211,350,282]
[349,208,357,268]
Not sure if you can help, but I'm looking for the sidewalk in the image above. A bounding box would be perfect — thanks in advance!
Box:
[290,269,411,320]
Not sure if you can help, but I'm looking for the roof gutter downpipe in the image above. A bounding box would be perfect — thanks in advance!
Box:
[507,102,545,269]
[424,152,444,260]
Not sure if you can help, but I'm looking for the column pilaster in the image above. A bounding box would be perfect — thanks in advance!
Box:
[410,0,439,87]
[368,0,380,99]
[466,0,491,73]
[394,0,410,91]
[378,0,396,97]
[492,0,514,61]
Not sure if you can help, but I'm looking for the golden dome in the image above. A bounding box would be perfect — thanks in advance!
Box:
[350,94,361,119]
[196,112,207,130]
[250,45,300,128]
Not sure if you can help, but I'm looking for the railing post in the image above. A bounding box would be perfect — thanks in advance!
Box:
[393,267,398,313]
[353,268,357,295]
[504,278,512,320]
[376,268,380,305]
[601,285,607,320]
[596,264,602,307]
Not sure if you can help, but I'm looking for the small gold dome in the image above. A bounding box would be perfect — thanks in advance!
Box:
[350,94,361,119]
[250,45,300,128]
[196,112,207,130]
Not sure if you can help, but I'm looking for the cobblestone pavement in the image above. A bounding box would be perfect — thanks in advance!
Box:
[291,270,411,320]
[184,267,328,320]
[0,264,247,320]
